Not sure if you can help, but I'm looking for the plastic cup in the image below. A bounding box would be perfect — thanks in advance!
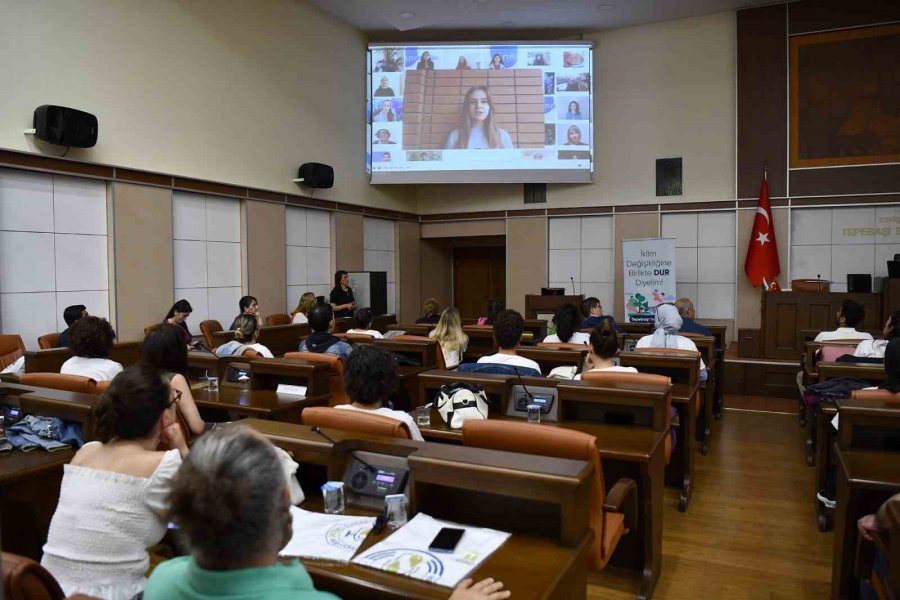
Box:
[527,404,541,424]
[322,481,345,514]
[415,406,431,428]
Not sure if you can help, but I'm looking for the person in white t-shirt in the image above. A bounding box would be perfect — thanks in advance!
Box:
[215,315,274,358]
[814,299,873,342]
[635,303,707,379]
[335,345,423,441]
[854,309,900,359]
[60,317,124,381]
[542,303,590,345]
[476,309,541,374]
[575,322,637,380]
[346,307,384,339]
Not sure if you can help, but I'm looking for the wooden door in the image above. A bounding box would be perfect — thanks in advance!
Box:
[453,247,505,319]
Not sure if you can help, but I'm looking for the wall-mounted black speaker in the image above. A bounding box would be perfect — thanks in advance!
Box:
[297,163,334,189]
[847,274,872,293]
[33,105,98,148]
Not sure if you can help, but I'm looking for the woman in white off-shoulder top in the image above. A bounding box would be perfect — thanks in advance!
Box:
[41,364,188,600]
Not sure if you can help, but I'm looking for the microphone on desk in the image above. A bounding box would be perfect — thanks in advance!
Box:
[570,276,576,296]
[513,367,534,404]
[311,426,377,474]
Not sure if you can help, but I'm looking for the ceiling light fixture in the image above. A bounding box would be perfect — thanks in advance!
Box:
[598,4,612,9]
[502,21,514,26]
[399,11,415,19]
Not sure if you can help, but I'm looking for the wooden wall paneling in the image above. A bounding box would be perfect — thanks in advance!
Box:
[333,212,364,272]
[419,238,453,315]
[506,217,548,314]
[246,200,287,314]
[397,221,422,323]
[788,0,900,35]
[112,183,174,341]
[736,3,788,199]
[420,220,506,238]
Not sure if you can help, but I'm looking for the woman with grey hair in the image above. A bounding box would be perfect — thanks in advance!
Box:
[635,303,707,379]
[144,426,510,600]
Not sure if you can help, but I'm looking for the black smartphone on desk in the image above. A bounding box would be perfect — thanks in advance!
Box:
[428,527,465,553]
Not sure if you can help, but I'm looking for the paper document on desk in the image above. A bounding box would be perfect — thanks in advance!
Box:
[351,513,510,588]
[279,506,376,562]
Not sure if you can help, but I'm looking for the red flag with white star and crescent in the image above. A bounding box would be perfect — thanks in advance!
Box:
[744,177,780,287]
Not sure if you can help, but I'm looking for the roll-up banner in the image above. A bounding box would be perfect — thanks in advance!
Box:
[622,237,677,324]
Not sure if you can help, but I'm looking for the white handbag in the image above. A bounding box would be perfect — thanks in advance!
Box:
[436,382,490,429]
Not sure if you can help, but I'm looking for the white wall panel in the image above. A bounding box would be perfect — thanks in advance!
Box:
[207,241,242,287]
[306,210,331,248]
[205,196,241,243]
[697,283,735,319]
[172,193,206,241]
[286,245,309,286]
[56,290,110,332]
[0,231,56,293]
[698,212,735,248]
[1,292,57,350]
[580,216,613,249]
[831,207,875,246]
[661,213,697,248]
[831,244,875,287]
[549,249,580,283]
[53,177,107,235]
[207,286,242,328]
[285,207,308,247]
[549,217,580,250]
[173,288,209,332]
[580,282,614,311]
[55,234,109,292]
[0,169,53,233]
[581,249,613,283]
[791,208,831,246]
[698,246,735,283]
[675,247,698,283]
[173,240,208,289]
[307,247,332,285]
[790,245,832,281]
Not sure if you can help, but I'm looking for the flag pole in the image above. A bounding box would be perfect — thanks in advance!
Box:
[763,161,768,181]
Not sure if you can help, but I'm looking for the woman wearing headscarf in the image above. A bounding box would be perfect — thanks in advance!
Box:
[635,303,707,380]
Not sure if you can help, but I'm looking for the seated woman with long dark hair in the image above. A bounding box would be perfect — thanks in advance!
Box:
[41,365,188,600]
[141,324,207,436]
[164,299,195,347]
[542,303,590,345]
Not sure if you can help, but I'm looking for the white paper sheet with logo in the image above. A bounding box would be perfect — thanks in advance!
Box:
[351,513,511,588]
[279,507,376,562]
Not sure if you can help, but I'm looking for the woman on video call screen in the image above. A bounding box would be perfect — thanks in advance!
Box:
[444,86,514,150]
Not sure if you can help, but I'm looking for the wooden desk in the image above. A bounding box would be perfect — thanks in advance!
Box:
[187,350,249,381]
[239,418,592,600]
[832,449,900,600]
[210,323,311,357]
[1,382,99,439]
[761,290,881,359]
[517,346,586,374]
[696,324,726,419]
[524,294,583,320]
[249,358,331,398]
[618,351,699,511]
[461,327,496,359]
[0,448,74,559]
[23,340,142,373]
[681,334,716,454]
[416,413,666,600]
[372,314,398,332]
[809,361,885,467]
[192,387,328,423]
[386,323,435,337]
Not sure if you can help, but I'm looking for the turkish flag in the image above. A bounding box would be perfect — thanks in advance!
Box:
[744,178,780,287]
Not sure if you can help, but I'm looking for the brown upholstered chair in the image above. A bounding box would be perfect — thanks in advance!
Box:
[284,351,350,405]
[818,341,862,362]
[95,380,112,394]
[345,332,377,342]
[265,313,291,327]
[301,406,412,439]
[851,389,900,403]
[0,335,26,371]
[581,371,673,464]
[462,420,636,570]
[143,324,161,336]
[634,346,702,412]
[2,551,65,600]
[37,333,61,350]
[20,373,98,395]
[390,335,446,370]
[198,319,223,349]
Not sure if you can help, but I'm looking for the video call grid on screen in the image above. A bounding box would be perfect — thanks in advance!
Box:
[367,42,593,184]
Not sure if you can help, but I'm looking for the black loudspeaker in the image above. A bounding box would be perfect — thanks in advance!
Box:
[847,274,872,293]
[298,163,334,189]
[33,105,98,148]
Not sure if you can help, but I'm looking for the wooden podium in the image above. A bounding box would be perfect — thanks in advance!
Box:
[524,294,583,320]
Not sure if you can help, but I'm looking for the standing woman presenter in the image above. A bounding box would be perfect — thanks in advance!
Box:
[329,270,356,318]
